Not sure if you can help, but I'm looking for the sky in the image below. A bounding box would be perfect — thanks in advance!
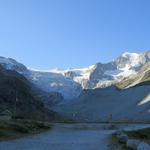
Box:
[0,0,150,70]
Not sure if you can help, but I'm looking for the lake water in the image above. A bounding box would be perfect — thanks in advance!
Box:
[0,123,149,150]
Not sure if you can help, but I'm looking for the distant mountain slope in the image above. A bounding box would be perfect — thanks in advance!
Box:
[30,50,150,99]
[0,65,61,121]
[1,50,150,99]
[51,51,149,89]
[53,85,150,122]
[116,62,150,89]
[0,56,82,99]
[27,70,82,99]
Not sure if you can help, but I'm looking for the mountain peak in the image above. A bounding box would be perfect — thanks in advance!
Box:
[115,52,141,69]
[121,52,140,58]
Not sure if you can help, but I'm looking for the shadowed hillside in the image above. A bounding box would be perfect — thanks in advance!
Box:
[0,65,61,121]
[53,85,150,122]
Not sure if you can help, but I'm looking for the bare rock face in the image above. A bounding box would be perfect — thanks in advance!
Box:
[127,140,150,150]
[137,142,150,150]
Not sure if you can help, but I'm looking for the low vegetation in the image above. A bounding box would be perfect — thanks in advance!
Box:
[115,76,139,89]
[111,128,150,150]
[116,64,150,89]
[111,135,130,150]
[0,119,52,141]
[125,127,150,143]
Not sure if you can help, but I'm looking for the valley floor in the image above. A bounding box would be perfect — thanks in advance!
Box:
[0,123,150,150]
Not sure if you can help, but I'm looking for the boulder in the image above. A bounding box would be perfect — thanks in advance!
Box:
[137,142,150,150]
[115,130,128,143]
[126,139,140,149]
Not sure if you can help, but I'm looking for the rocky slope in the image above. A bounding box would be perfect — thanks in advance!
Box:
[53,84,150,122]
[0,65,60,121]
[116,61,150,89]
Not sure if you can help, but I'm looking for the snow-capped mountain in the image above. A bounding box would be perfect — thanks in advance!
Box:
[1,50,150,99]
[0,57,82,99]
[0,56,29,73]
[50,51,150,90]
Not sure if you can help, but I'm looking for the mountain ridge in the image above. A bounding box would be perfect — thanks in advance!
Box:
[1,50,150,99]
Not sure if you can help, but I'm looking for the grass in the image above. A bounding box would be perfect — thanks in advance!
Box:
[0,119,53,141]
[125,127,150,141]
[116,76,139,89]
[116,69,150,89]
[110,135,130,150]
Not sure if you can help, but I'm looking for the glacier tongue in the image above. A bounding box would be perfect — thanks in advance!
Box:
[27,70,82,99]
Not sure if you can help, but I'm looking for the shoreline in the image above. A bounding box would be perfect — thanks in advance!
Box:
[1,120,150,142]
[0,119,52,141]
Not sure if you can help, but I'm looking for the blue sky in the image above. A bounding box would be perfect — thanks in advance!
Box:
[0,0,150,69]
